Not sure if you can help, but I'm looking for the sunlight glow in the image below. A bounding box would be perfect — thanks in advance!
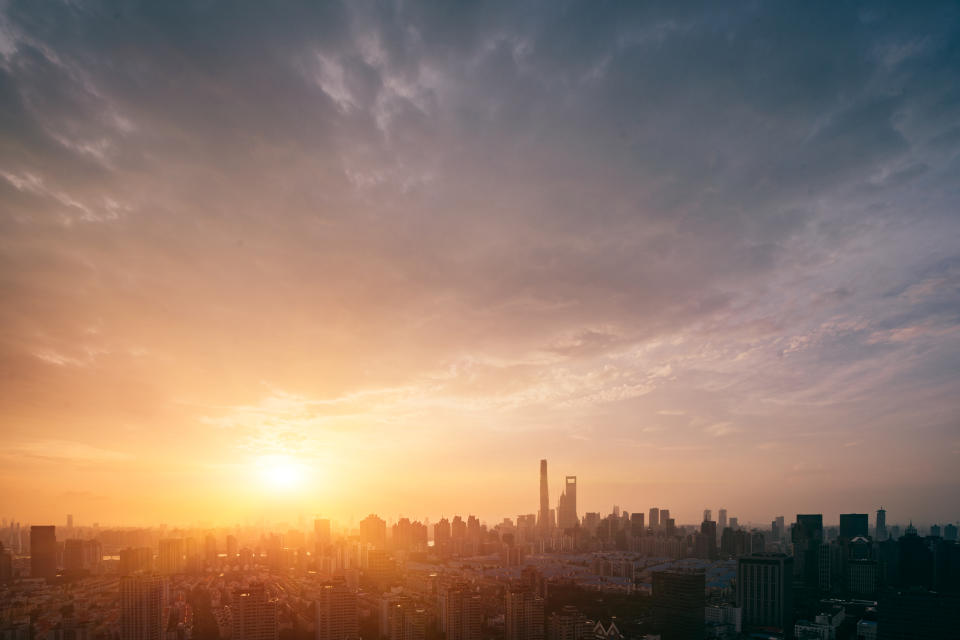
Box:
[257,455,306,492]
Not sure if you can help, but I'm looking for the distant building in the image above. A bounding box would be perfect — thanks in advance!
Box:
[557,476,578,530]
[839,514,869,541]
[120,575,165,640]
[359,514,387,549]
[649,508,660,530]
[737,553,793,639]
[158,538,184,574]
[876,508,887,541]
[652,569,705,640]
[30,526,57,579]
[539,460,551,536]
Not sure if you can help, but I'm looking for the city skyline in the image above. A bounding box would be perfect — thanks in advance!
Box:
[1,1,959,527]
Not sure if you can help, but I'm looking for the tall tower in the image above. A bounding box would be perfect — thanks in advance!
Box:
[557,476,578,530]
[538,460,550,535]
[876,507,887,541]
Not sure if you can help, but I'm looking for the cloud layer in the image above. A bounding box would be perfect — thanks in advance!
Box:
[1,1,958,525]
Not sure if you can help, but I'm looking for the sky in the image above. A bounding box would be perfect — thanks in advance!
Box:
[1,1,959,528]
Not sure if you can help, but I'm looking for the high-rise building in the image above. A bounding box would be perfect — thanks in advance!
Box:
[557,476,578,530]
[505,589,545,640]
[876,508,887,541]
[703,509,712,524]
[547,606,588,640]
[660,509,671,529]
[30,525,57,579]
[440,585,481,640]
[385,599,426,640]
[699,521,718,561]
[538,460,550,536]
[158,538,184,574]
[315,518,332,554]
[792,515,823,590]
[64,539,86,572]
[120,575,165,640]
[232,584,278,640]
[652,570,705,640]
[775,516,785,541]
[737,553,793,639]
[839,514,869,540]
[718,509,727,533]
[316,579,359,640]
[729,517,739,530]
[649,508,660,530]
[360,514,387,549]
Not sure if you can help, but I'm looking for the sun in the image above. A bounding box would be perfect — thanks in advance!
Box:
[256,455,306,491]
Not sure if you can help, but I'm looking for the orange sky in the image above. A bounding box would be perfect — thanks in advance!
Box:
[1,1,959,527]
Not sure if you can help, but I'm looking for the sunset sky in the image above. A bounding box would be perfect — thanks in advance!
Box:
[1,1,959,527]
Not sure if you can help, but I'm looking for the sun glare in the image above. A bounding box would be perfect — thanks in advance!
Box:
[257,455,306,491]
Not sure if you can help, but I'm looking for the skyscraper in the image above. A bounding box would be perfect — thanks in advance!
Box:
[839,513,869,540]
[737,554,793,639]
[120,575,165,640]
[718,509,727,533]
[232,584,278,640]
[652,570,705,640]
[876,507,887,541]
[30,525,57,579]
[316,579,359,640]
[538,459,550,536]
[703,509,712,523]
[649,508,660,530]
[792,514,823,591]
[557,476,578,530]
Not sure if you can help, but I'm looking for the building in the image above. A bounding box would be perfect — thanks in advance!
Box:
[232,584,278,640]
[158,538,184,574]
[30,525,57,579]
[557,476,578,530]
[384,598,426,640]
[877,588,960,639]
[649,508,660,530]
[839,514,869,541]
[440,585,481,640]
[120,575,165,640]
[548,606,589,640]
[316,580,359,640]
[793,515,824,591]
[737,553,793,639]
[505,589,545,640]
[360,514,387,549]
[875,508,887,541]
[652,570,705,640]
[539,460,550,536]
[718,509,727,534]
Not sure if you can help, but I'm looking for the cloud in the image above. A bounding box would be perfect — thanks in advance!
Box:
[0,0,958,521]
